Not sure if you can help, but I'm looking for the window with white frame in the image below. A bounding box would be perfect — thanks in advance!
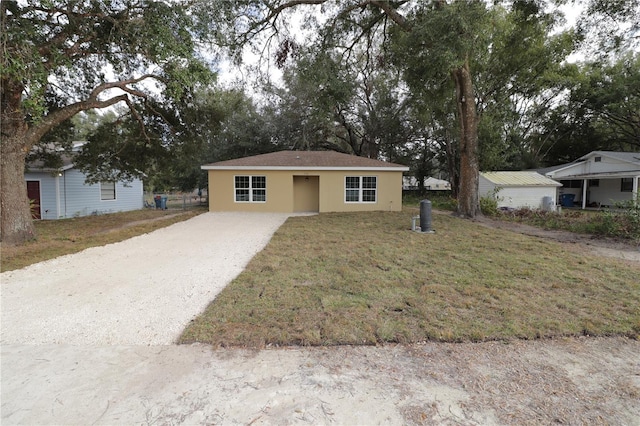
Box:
[235,175,266,202]
[621,177,633,192]
[100,181,116,200]
[345,176,377,203]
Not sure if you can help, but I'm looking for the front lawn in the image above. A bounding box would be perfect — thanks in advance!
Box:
[1,207,205,272]
[180,210,640,347]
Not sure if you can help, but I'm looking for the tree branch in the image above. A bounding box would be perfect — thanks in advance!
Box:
[26,74,166,146]
[369,0,411,31]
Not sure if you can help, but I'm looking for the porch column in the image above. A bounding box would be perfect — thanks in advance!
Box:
[55,173,61,219]
[582,179,587,209]
[634,175,639,206]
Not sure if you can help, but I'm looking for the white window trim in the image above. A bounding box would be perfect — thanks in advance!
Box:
[234,175,267,203]
[345,176,377,203]
[100,181,116,201]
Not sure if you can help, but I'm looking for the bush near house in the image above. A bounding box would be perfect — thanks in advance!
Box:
[498,201,640,242]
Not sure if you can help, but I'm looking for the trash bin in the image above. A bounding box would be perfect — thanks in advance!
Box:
[560,193,575,207]
[154,195,162,209]
[160,196,167,210]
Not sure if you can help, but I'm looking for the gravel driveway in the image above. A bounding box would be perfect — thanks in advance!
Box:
[1,212,292,345]
[2,212,639,425]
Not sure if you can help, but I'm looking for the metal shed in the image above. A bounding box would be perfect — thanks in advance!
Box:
[479,171,562,211]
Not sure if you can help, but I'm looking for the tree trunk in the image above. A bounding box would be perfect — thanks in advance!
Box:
[442,129,459,198]
[1,135,36,244]
[1,76,37,244]
[1,74,131,244]
[452,59,480,218]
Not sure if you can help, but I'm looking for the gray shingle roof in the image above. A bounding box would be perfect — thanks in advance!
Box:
[201,151,409,170]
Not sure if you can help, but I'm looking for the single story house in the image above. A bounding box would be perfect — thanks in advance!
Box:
[25,151,143,220]
[479,171,562,211]
[201,150,409,213]
[539,151,640,209]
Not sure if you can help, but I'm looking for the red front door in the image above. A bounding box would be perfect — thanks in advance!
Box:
[26,181,41,219]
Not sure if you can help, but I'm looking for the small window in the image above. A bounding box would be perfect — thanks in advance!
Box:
[100,181,116,200]
[345,176,377,203]
[589,179,599,187]
[594,156,602,162]
[621,178,633,192]
[235,175,266,202]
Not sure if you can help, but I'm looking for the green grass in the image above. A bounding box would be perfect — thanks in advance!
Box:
[180,210,640,347]
[1,207,205,272]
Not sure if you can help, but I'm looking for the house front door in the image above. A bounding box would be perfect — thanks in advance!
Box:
[26,180,41,219]
[293,176,319,212]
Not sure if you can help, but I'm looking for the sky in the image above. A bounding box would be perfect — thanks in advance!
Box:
[216,1,586,90]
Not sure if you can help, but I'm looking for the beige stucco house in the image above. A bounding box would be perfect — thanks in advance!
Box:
[201,150,409,213]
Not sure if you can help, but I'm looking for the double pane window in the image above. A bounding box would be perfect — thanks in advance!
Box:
[235,176,266,202]
[345,176,377,203]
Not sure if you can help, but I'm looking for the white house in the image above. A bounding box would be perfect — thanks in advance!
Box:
[479,171,562,211]
[25,149,143,220]
[541,151,640,209]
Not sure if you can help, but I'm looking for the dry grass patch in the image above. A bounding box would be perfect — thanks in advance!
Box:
[180,210,640,347]
[1,208,205,272]
[181,211,640,347]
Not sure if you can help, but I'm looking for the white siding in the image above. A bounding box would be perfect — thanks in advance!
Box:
[479,175,557,209]
[552,155,636,178]
[478,175,497,199]
[588,178,636,207]
[497,187,555,209]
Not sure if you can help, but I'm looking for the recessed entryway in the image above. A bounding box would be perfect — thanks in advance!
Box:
[293,176,319,212]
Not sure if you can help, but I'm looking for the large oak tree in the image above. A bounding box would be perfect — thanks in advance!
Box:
[219,0,557,218]
[1,0,214,244]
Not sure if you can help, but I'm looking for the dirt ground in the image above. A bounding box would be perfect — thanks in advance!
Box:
[2,337,638,425]
[468,212,640,263]
[2,212,639,425]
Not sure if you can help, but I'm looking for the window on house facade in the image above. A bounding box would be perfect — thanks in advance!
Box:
[594,156,602,162]
[345,176,377,203]
[100,181,116,200]
[235,175,266,202]
[621,178,633,192]
[589,179,599,187]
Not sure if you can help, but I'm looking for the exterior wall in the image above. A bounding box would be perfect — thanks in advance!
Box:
[207,170,294,212]
[552,155,636,178]
[496,187,556,209]
[479,176,556,209]
[24,172,59,220]
[207,169,404,213]
[25,169,143,219]
[478,176,497,199]
[587,178,636,206]
[318,170,403,212]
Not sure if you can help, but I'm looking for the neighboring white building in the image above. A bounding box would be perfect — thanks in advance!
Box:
[540,151,640,209]
[479,171,562,211]
[25,146,143,220]
[403,176,451,190]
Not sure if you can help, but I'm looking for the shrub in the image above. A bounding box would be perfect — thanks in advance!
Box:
[496,198,640,242]
[480,188,502,216]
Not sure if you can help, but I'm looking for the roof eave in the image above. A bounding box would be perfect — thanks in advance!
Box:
[201,165,410,172]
